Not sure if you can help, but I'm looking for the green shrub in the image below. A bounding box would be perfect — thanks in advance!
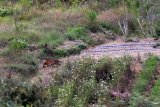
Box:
[86,22,101,33]
[0,80,47,107]
[100,21,120,33]
[108,0,119,7]
[80,36,98,46]
[78,44,87,50]
[87,10,97,22]
[65,27,87,41]
[0,7,13,17]
[9,38,27,50]
[53,49,69,58]
[20,0,33,5]
[67,47,81,55]
[65,26,97,45]
[53,44,87,58]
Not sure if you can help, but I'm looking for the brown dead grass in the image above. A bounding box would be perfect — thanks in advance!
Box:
[98,7,124,23]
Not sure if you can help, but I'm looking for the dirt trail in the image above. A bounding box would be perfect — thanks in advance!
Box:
[80,39,160,59]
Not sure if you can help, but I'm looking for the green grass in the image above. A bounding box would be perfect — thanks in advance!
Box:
[151,79,160,96]
[65,27,88,41]
[39,31,64,48]
[0,16,14,24]
[133,56,159,93]
[0,31,39,43]
[129,56,159,107]
[3,64,38,76]
[150,79,160,104]
[46,44,87,58]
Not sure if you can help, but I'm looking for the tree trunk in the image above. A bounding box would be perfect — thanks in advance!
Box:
[137,18,146,37]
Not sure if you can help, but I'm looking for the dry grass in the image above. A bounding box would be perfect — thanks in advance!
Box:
[97,7,124,23]
[33,7,89,33]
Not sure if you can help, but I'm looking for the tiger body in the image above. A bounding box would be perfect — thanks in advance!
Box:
[43,59,61,68]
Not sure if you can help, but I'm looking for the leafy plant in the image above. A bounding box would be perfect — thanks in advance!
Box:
[87,10,97,22]
[20,0,33,5]
[9,38,27,50]
[0,7,13,17]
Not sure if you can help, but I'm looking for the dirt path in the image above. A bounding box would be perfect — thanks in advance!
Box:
[80,40,160,59]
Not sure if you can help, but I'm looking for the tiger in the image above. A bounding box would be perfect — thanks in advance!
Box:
[43,58,61,68]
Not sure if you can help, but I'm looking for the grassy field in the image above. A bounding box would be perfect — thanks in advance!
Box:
[0,0,160,107]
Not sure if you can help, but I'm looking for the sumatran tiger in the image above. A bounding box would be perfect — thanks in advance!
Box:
[43,58,61,68]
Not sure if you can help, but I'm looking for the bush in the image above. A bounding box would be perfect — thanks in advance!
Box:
[100,21,120,33]
[0,7,13,17]
[53,49,69,58]
[65,27,87,41]
[87,10,97,22]
[53,44,87,58]
[85,10,101,33]
[67,47,81,55]
[20,0,33,5]
[9,38,27,50]
[86,22,101,33]
[78,44,87,50]
[0,80,48,107]
[53,56,133,106]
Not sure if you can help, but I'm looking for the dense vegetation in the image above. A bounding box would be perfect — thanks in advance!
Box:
[0,0,160,107]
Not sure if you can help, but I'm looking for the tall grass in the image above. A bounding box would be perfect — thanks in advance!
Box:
[39,31,64,48]
[129,56,159,107]
[133,56,159,93]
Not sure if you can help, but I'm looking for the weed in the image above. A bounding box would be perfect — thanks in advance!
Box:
[9,38,27,50]
[87,10,97,22]
[39,31,64,48]
[0,7,13,17]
